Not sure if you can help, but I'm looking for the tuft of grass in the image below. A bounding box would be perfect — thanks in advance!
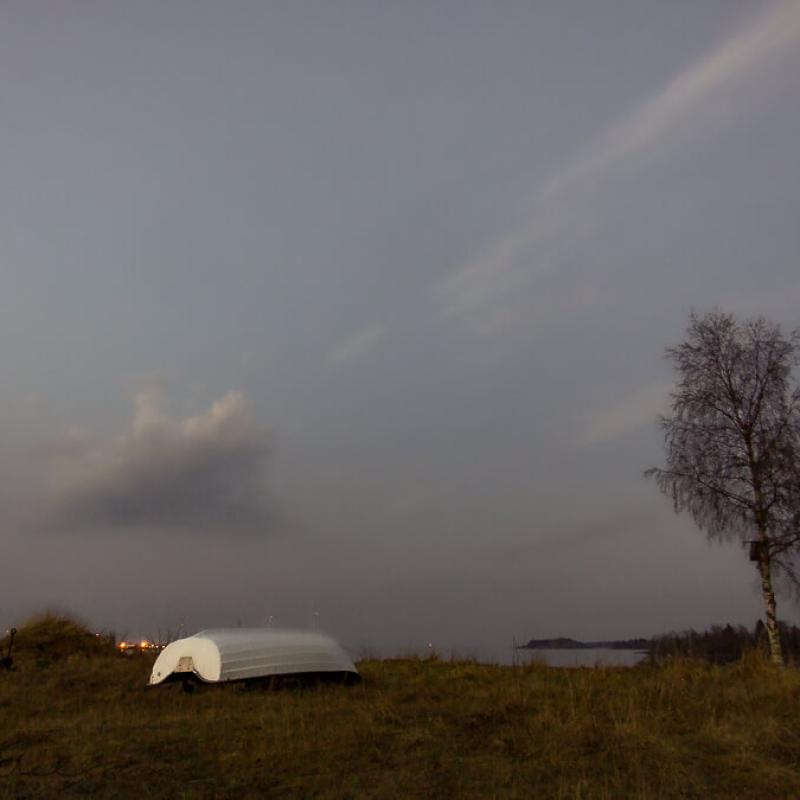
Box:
[2,617,800,798]
[1,612,115,665]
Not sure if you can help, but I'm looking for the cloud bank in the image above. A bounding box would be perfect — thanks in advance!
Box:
[44,390,271,534]
[437,0,800,324]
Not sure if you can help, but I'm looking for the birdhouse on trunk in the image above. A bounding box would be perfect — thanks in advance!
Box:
[749,540,764,562]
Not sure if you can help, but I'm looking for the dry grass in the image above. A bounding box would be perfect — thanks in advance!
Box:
[2,617,800,798]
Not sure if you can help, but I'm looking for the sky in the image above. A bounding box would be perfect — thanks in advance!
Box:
[1,1,799,657]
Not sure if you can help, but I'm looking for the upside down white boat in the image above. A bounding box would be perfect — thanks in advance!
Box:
[149,628,359,686]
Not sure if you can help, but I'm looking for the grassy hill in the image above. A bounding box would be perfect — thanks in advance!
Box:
[2,616,800,798]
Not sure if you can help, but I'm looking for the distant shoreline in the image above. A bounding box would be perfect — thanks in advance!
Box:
[519,637,650,651]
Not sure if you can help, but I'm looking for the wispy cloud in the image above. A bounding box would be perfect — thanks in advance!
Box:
[437,0,800,323]
[328,324,386,366]
[584,380,671,445]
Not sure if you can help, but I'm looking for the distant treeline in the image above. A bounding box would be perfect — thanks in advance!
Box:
[650,621,800,665]
[522,637,650,651]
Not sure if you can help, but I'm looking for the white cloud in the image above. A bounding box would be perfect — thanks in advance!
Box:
[44,389,272,533]
[585,380,671,445]
[328,324,386,366]
[437,0,800,324]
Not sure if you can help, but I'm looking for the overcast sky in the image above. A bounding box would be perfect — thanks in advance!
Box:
[2,1,800,657]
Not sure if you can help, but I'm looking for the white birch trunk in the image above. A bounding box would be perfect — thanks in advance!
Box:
[757,541,783,666]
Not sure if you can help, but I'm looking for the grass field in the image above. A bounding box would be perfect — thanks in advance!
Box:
[2,616,800,798]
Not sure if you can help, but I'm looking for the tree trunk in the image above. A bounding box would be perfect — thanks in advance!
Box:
[757,538,783,666]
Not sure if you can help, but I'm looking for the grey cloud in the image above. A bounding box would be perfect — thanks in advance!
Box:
[583,380,672,446]
[43,390,271,534]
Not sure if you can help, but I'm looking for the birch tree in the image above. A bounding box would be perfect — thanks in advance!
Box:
[646,311,800,665]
